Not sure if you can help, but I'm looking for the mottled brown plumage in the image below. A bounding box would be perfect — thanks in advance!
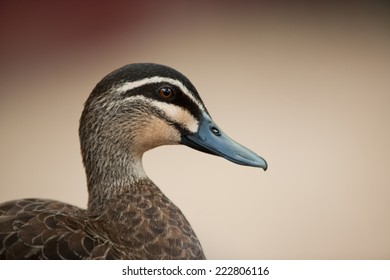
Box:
[0,63,266,260]
[0,179,204,259]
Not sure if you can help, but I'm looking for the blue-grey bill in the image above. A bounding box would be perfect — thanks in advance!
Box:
[181,114,267,170]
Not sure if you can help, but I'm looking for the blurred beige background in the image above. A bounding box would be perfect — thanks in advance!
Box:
[1,1,389,259]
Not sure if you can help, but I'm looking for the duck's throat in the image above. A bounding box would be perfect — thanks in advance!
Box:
[84,150,148,213]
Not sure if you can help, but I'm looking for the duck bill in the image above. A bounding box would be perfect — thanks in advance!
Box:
[181,113,268,170]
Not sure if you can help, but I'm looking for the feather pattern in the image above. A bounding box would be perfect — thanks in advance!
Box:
[0,178,205,259]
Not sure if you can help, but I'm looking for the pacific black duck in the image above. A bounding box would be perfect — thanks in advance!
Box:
[0,63,267,259]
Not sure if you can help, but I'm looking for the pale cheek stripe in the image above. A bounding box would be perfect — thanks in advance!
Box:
[124,95,199,133]
[115,76,205,111]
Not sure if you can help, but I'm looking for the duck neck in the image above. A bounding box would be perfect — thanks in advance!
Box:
[83,147,149,214]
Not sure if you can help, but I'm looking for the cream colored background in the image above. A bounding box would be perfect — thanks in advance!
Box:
[1,2,389,259]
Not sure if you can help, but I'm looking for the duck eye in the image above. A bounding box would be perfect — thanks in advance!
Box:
[159,87,174,99]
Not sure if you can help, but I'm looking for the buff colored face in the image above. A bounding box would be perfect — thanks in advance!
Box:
[99,72,268,170]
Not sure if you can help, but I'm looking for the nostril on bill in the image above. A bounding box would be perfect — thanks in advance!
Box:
[210,125,221,136]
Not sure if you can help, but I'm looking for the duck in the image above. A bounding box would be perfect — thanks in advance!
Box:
[0,63,267,259]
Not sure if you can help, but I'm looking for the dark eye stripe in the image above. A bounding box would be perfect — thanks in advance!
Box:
[121,83,203,121]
